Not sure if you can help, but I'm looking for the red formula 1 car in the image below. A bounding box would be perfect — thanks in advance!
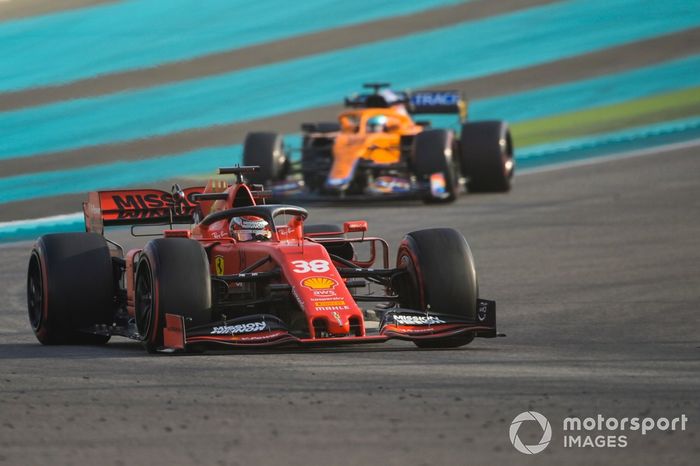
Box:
[27,167,497,353]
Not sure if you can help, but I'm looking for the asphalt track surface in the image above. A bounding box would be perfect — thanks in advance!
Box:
[1,143,698,465]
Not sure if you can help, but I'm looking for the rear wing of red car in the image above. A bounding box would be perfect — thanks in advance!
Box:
[83,187,204,234]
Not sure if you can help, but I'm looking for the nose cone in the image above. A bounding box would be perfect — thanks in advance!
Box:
[326,140,362,192]
[326,311,351,335]
[324,175,351,192]
[311,307,359,337]
[325,155,357,192]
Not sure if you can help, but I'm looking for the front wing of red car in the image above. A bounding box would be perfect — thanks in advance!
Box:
[160,300,497,352]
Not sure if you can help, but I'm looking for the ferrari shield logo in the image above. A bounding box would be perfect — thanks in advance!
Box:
[214,256,225,276]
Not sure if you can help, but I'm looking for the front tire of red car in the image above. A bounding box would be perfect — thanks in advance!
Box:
[395,228,478,348]
[135,238,212,353]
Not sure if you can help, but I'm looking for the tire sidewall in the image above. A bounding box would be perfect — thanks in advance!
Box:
[28,248,51,343]
[396,239,425,310]
[135,253,160,349]
[136,238,212,352]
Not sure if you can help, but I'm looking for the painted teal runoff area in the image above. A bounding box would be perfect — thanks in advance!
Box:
[0,0,466,92]
[0,144,244,204]
[516,116,700,168]
[470,55,700,122]
[2,115,700,206]
[0,214,84,243]
[2,0,700,160]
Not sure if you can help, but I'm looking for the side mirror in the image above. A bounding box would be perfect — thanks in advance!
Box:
[340,120,356,132]
[344,220,368,233]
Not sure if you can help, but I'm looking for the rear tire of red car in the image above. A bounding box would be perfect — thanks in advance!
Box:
[135,238,212,353]
[242,132,288,186]
[27,233,115,345]
[412,129,459,203]
[460,121,514,192]
[395,228,478,348]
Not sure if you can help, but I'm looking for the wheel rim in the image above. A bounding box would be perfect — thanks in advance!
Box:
[396,252,421,310]
[448,161,458,197]
[27,254,44,331]
[135,261,153,340]
[505,131,514,179]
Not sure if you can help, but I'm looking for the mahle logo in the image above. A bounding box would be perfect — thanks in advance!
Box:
[510,411,552,454]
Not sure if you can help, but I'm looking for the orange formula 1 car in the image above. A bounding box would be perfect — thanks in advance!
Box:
[26,166,498,353]
[242,83,514,203]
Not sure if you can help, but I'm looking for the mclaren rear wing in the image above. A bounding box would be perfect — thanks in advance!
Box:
[408,90,467,122]
[83,187,204,234]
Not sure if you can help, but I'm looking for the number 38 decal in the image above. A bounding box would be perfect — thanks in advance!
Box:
[291,260,330,273]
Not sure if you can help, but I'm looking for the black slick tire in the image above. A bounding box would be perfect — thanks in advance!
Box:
[395,228,478,348]
[27,233,115,345]
[135,238,211,353]
[242,132,288,185]
[460,120,514,192]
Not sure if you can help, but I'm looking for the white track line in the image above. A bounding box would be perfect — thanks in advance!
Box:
[519,138,700,176]
[0,212,83,229]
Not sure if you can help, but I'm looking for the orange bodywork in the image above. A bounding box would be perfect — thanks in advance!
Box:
[327,106,423,184]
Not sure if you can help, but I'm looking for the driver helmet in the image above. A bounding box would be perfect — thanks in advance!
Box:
[366,114,388,133]
[229,216,272,241]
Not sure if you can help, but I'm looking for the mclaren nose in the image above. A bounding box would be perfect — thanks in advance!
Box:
[324,176,351,193]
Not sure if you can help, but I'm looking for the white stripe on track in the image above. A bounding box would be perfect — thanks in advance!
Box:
[519,138,700,176]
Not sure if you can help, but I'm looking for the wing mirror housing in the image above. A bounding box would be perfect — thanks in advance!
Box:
[344,220,368,233]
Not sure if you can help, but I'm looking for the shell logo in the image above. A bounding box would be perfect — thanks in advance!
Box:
[301,276,338,290]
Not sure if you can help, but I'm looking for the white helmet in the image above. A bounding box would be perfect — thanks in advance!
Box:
[229,216,272,241]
